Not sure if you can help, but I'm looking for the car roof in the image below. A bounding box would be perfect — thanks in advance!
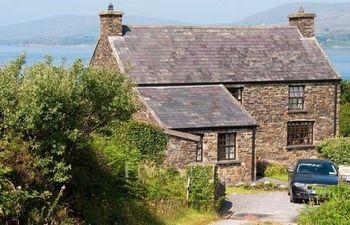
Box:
[297,159,333,164]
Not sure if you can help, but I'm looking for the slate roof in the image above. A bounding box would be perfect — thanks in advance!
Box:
[110,25,340,85]
[110,25,340,84]
[137,85,257,129]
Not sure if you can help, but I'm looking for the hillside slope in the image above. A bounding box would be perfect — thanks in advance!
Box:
[240,2,350,47]
[0,15,185,46]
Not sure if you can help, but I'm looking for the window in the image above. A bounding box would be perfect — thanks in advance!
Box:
[196,135,203,162]
[287,121,314,146]
[218,133,236,161]
[227,87,243,104]
[288,86,304,110]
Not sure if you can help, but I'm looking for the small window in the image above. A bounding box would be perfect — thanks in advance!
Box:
[196,135,203,162]
[218,133,236,161]
[287,121,314,146]
[227,87,243,104]
[288,86,304,110]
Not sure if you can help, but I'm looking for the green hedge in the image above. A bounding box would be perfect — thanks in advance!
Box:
[187,165,225,211]
[317,137,350,165]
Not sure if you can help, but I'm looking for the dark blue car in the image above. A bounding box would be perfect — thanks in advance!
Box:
[288,159,339,203]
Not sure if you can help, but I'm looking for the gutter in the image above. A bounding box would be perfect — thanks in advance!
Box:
[137,79,342,87]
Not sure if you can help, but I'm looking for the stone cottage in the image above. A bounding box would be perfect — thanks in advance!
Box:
[90,4,341,183]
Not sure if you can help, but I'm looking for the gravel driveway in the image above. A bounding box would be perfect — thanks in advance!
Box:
[213,191,305,225]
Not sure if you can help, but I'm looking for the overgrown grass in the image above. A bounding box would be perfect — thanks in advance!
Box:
[226,186,263,195]
[162,208,218,225]
[226,182,287,195]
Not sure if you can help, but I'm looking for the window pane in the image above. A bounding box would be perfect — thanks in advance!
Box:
[218,133,236,160]
[289,86,304,109]
[287,122,313,146]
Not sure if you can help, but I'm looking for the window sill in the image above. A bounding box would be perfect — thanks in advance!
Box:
[286,144,315,150]
[215,160,241,165]
[288,110,308,114]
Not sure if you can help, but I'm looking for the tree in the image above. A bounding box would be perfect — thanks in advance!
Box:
[0,56,136,223]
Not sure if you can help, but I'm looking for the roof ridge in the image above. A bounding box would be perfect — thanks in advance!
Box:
[123,24,294,30]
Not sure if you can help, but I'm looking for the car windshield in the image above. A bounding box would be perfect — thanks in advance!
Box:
[296,162,337,175]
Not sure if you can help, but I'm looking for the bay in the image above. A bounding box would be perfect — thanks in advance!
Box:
[0,45,349,80]
[0,45,94,66]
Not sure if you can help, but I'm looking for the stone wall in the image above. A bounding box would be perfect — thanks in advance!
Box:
[132,96,160,127]
[158,127,255,184]
[90,39,119,69]
[242,82,339,166]
[201,129,254,183]
[164,136,198,169]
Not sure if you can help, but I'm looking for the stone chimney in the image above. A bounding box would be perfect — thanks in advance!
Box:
[99,2,124,39]
[288,7,316,38]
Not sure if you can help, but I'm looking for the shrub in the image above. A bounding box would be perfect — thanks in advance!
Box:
[0,56,136,224]
[317,137,350,165]
[187,165,225,211]
[299,184,350,225]
[256,159,269,176]
[139,163,187,216]
[256,160,288,181]
[340,104,350,137]
[114,121,168,162]
[265,163,288,178]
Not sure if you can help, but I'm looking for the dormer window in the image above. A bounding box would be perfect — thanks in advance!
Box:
[227,87,243,104]
[288,85,304,110]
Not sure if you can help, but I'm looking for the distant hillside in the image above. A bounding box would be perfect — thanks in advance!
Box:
[0,15,185,46]
[240,2,350,47]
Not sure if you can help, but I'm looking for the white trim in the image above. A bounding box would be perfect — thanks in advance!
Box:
[164,129,201,142]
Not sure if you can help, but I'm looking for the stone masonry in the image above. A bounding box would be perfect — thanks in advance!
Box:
[134,99,255,184]
[90,9,123,69]
[201,129,255,183]
[288,7,316,38]
[242,82,340,166]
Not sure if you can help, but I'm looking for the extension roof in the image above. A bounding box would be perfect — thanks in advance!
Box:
[137,85,257,129]
[110,25,340,85]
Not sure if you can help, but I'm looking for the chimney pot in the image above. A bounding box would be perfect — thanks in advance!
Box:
[108,2,114,11]
[299,7,305,13]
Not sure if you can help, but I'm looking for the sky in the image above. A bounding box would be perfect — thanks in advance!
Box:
[0,0,349,26]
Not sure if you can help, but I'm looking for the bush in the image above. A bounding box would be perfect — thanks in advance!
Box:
[299,184,350,225]
[114,121,168,162]
[340,104,350,137]
[256,159,269,176]
[187,165,225,211]
[0,56,136,223]
[256,160,288,181]
[317,137,350,165]
[139,164,187,215]
[265,163,287,178]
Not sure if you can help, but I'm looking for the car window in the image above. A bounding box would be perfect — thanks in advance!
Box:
[296,162,337,175]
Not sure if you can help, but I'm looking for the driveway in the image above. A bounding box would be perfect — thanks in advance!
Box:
[213,191,305,225]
